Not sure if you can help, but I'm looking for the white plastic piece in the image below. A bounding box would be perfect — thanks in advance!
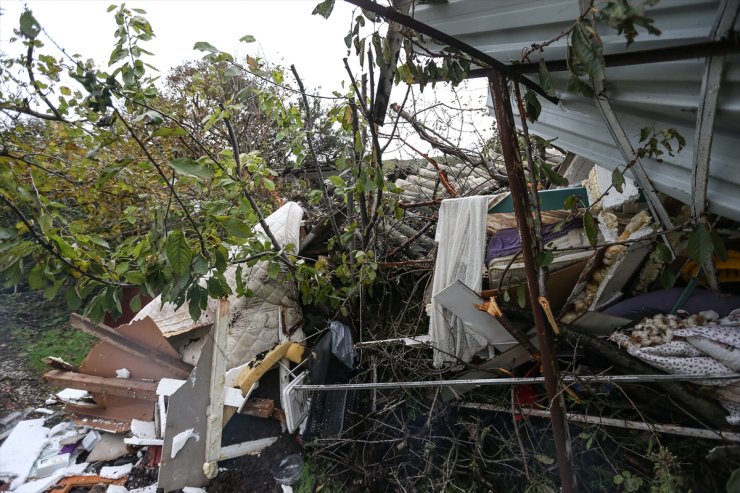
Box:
[130,419,156,439]
[116,368,131,379]
[82,430,101,451]
[283,371,311,433]
[99,463,133,479]
[55,388,89,401]
[35,453,71,478]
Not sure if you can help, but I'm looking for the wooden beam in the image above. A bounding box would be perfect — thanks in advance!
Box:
[70,314,192,379]
[204,299,229,478]
[44,370,158,401]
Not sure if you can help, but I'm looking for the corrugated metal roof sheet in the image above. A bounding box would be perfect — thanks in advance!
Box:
[413,0,740,221]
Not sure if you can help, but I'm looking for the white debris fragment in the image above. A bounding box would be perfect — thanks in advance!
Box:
[182,488,208,493]
[44,398,57,405]
[127,485,157,493]
[35,452,71,478]
[115,368,131,379]
[99,463,133,479]
[107,486,129,493]
[55,388,89,401]
[48,421,70,437]
[130,419,156,439]
[170,428,199,459]
[82,430,102,451]
[0,418,48,490]
[33,408,54,415]
[14,462,87,493]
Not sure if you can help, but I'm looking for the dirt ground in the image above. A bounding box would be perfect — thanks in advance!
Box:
[0,289,59,415]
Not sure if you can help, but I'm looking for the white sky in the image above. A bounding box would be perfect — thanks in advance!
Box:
[0,0,493,157]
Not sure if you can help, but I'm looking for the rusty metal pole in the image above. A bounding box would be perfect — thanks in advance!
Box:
[488,71,577,492]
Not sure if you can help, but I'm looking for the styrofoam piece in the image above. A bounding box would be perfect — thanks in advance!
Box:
[170,429,199,459]
[48,421,70,437]
[82,430,101,451]
[116,368,131,379]
[131,420,156,439]
[0,418,49,489]
[100,463,133,479]
[218,437,279,461]
[14,462,87,493]
[282,371,310,433]
[107,486,130,493]
[156,378,186,396]
[35,452,71,478]
[128,485,157,493]
[55,388,90,401]
[124,437,164,446]
[586,164,639,210]
[182,488,208,493]
[33,408,54,416]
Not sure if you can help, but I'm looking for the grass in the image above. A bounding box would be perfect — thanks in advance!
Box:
[0,287,95,374]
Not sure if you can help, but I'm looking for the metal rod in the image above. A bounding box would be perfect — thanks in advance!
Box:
[342,0,559,104]
[459,402,740,443]
[294,373,740,391]
[691,0,739,218]
[488,71,577,492]
[462,37,740,79]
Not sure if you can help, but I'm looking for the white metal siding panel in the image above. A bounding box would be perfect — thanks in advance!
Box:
[414,0,740,220]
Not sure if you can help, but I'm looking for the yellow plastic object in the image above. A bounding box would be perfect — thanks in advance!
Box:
[681,250,740,285]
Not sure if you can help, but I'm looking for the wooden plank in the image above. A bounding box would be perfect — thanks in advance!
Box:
[204,299,229,478]
[44,370,158,401]
[70,314,192,379]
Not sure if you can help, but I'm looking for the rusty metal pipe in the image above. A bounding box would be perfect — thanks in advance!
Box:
[488,71,577,493]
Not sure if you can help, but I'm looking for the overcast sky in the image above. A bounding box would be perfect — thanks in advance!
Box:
[0,0,358,91]
[0,0,493,157]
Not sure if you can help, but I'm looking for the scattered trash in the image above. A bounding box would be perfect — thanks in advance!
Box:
[272,454,303,486]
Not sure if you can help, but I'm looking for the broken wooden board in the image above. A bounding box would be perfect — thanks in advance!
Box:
[71,315,192,379]
[44,370,158,401]
[71,316,192,426]
[158,328,214,492]
[433,280,518,351]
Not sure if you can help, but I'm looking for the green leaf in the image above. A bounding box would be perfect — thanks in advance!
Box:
[640,127,651,142]
[65,287,82,310]
[711,230,729,262]
[570,22,605,81]
[541,163,569,186]
[524,90,541,123]
[328,175,346,188]
[516,284,526,309]
[567,76,594,98]
[167,157,214,178]
[219,218,251,238]
[129,294,142,314]
[726,467,740,493]
[262,177,275,191]
[152,127,188,138]
[312,0,335,18]
[584,211,598,247]
[687,222,714,267]
[538,59,555,97]
[165,229,193,277]
[654,243,672,263]
[239,34,256,43]
[660,266,676,289]
[612,168,625,193]
[224,65,242,78]
[20,10,41,39]
[536,250,554,267]
[193,41,219,53]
